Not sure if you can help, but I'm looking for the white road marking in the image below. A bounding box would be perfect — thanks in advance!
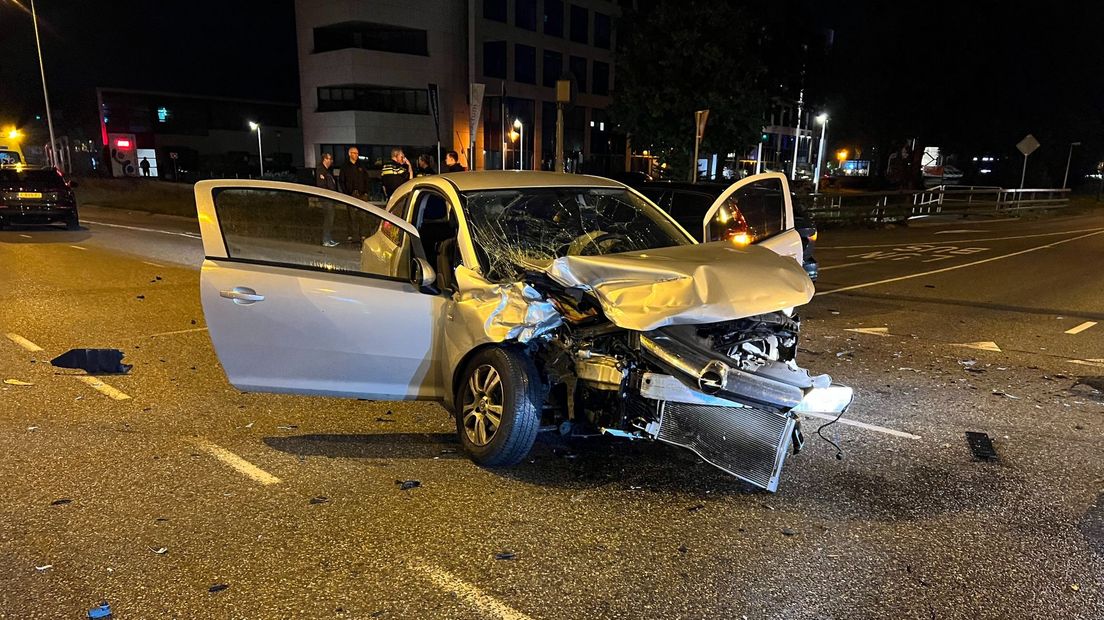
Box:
[142,260,164,268]
[955,341,1002,352]
[75,376,132,400]
[1069,359,1104,368]
[933,229,985,234]
[5,333,44,352]
[819,227,1104,250]
[68,245,87,251]
[82,219,201,240]
[819,261,869,271]
[1065,321,1097,335]
[800,412,921,440]
[845,327,890,336]
[194,439,281,485]
[18,234,32,239]
[816,229,1104,297]
[147,327,207,338]
[412,561,536,620]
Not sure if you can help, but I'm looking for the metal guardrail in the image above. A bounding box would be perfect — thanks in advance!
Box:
[802,185,1071,223]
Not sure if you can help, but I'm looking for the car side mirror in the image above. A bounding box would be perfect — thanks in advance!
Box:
[411,257,438,293]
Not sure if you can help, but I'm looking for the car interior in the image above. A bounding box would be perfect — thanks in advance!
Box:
[410,191,460,291]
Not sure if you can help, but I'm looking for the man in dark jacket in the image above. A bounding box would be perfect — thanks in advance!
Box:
[316,153,340,247]
[339,147,365,197]
[380,147,413,197]
[443,150,466,173]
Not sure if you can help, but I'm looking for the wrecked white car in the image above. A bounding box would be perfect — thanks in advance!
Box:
[193,171,852,491]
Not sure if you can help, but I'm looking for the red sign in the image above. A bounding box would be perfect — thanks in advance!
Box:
[115,139,132,148]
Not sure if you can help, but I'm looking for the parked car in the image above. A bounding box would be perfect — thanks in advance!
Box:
[630,178,819,279]
[192,171,850,491]
[0,166,79,230]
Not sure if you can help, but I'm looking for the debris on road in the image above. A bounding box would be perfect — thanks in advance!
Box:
[35,564,52,572]
[686,503,705,513]
[51,349,132,374]
[395,479,421,491]
[991,390,1020,399]
[309,496,330,505]
[3,378,34,386]
[208,583,229,594]
[836,350,854,358]
[781,528,799,537]
[965,432,999,461]
[87,602,112,619]
[148,546,168,555]
[26,426,38,432]
[49,498,72,506]
[375,417,395,423]
[1071,583,1081,592]
[276,424,299,430]
[494,551,517,560]
[958,359,977,367]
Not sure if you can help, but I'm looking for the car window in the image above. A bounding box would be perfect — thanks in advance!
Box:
[212,187,411,280]
[0,168,64,187]
[668,191,715,238]
[0,151,22,165]
[725,177,786,241]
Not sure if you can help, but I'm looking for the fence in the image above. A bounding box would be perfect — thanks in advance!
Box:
[802,185,1071,224]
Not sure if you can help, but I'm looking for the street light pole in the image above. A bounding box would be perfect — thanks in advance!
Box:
[1062,141,1081,189]
[813,113,828,194]
[30,0,57,168]
[249,122,264,177]
[514,118,523,170]
[790,89,804,181]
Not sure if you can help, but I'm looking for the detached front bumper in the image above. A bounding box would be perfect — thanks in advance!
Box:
[636,373,854,492]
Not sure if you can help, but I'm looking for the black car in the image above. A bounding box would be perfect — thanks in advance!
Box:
[0,166,79,230]
[628,179,819,280]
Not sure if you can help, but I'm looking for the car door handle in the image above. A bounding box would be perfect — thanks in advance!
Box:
[220,287,265,304]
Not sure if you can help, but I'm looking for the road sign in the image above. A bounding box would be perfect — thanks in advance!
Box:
[695,109,710,140]
[1016,134,1040,156]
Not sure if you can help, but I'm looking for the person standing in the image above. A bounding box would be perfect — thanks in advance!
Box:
[316,152,340,247]
[139,157,151,177]
[340,147,365,198]
[443,150,466,173]
[381,147,414,196]
[414,154,436,177]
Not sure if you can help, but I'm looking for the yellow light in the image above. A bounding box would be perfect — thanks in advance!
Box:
[836,149,848,162]
[809,231,818,241]
[729,232,751,246]
[5,127,20,141]
[508,129,520,142]
[717,209,731,224]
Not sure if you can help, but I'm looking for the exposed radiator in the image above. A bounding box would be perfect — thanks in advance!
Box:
[656,400,795,492]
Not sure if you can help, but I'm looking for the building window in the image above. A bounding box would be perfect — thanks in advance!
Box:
[515,44,537,84]
[515,0,537,30]
[542,50,563,87]
[483,41,507,79]
[592,61,609,95]
[544,0,564,37]
[569,56,587,93]
[569,4,588,44]
[314,22,428,56]
[317,85,429,115]
[484,0,507,22]
[594,12,611,49]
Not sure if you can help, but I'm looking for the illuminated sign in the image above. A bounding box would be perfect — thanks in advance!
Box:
[115,139,132,148]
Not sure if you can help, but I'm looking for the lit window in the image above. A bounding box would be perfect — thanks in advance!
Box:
[157,107,170,123]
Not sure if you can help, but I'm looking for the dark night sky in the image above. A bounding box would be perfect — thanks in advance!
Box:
[2,0,1101,180]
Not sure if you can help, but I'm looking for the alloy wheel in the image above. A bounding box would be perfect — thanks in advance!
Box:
[461,364,504,446]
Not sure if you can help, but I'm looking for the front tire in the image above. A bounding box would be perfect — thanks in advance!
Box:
[456,347,542,467]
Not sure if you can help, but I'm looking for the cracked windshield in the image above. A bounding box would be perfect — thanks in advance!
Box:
[462,187,691,281]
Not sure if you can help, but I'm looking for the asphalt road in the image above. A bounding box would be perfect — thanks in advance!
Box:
[1,205,1102,619]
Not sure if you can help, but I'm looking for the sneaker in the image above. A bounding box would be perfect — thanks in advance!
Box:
[322,240,339,247]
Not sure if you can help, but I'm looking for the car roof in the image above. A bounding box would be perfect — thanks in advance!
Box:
[436,170,626,192]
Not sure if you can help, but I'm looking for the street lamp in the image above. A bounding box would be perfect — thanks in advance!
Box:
[29,0,57,168]
[813,113,828,194]
[248,121,264,177]
[1062,141,1082,189]
[513,118,524,170]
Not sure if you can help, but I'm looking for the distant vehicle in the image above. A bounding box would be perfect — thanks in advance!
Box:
[0,166,79,230]
[923,164,964,187]
[0,144,24,165]
[628,178,819,280]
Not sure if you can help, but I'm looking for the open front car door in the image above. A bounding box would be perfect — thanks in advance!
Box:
[702,172,804,265]
[193,180,446,400]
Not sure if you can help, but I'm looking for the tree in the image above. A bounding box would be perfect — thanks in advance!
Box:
[609,1,767,179]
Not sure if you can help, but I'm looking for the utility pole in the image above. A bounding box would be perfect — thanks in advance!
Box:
[691,109,709,183]
[814,113,828,193]
[555,80,570,173]
[790,89,804,181]
[30,0,57,168]
[1062,141,1081,189]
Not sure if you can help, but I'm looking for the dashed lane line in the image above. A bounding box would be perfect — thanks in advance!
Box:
[68,245,87,251]
[75,376,131,400]
[799,412,921,440]
[818,261,870,271]
[411,561,537,620]
[193,439,282,486]
[147,327,208,338]
[818,227,1104,250]
[18,234,32,239]
[1065,321,1097,335]
[82,219,202,240]
[5,333,44,352]
[142,260,164,268]
[815,229,1104,297]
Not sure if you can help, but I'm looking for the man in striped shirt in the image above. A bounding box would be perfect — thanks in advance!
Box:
[381,147,414,197]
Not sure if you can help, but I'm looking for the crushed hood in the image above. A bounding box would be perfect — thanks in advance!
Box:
[544,241,814,331]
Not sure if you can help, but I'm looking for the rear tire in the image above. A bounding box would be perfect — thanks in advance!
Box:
[456,347,543,467]
[65,214,80,231]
